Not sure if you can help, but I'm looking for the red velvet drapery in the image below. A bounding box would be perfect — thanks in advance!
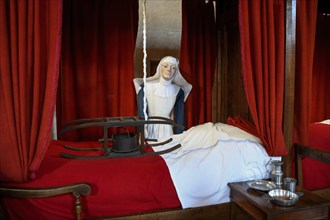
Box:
[0,0,63,182]
[58,0,138,141]
[235,0,287,156]
[311,14,330,123]
[294,0,318,145]
[180,0,217,128]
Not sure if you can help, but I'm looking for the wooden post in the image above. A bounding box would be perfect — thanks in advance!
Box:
[283,0,296,177]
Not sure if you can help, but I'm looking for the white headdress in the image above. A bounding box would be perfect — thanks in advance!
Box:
[133,56,192,102]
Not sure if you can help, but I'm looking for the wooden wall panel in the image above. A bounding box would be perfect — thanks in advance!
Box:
[214,0,250,123]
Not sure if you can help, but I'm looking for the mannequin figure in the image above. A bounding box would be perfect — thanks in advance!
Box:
[133,56,192,140]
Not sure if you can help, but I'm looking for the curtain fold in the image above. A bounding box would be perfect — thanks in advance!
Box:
[294,0,318,145]
[0,0,63,182]
[311,14,330,123]
[180,0,217,128]
[58,0,138,141]
[234,0,287,156]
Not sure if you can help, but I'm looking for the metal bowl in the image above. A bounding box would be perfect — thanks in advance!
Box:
[268,189,299,206]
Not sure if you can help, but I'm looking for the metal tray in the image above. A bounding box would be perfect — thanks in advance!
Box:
[247,180,277,192]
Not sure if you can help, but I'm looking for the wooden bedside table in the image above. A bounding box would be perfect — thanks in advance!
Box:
[228,181,330,220]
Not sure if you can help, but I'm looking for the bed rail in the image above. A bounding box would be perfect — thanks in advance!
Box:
[294,143,330,200]
[0,182,92,220]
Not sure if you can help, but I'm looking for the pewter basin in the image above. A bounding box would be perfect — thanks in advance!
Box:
[268,189,299,206]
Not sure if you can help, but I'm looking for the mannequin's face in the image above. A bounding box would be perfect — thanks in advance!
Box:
[160,62,176,80]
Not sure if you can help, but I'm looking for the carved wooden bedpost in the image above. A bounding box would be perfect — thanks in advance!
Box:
[72,183,92,220]
[283,0,296,177]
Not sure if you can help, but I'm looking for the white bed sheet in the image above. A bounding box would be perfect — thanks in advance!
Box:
[152,122,271,208]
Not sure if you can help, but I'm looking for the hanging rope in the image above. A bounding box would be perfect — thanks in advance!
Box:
[142,0,148,121]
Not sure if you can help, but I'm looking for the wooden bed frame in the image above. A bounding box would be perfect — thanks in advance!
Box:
[91,203,231,220]
[294,143,330,200]
[0,0,304,219]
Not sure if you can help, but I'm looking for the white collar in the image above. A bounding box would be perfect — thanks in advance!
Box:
[159,76,174,85]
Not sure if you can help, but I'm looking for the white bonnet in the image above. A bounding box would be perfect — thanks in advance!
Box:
[133,56,192,102]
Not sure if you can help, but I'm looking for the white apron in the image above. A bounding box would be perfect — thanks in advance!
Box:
[144,81,180,140]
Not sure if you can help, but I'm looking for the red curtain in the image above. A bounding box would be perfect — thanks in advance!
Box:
[180,0,217,128]
[58,0,138,141]
[235,0,287,156]
[294,0,318,145]
[311,14,330,123]
[0,0,63,182]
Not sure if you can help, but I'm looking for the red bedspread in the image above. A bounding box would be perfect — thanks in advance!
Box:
[302,123,330,190]
[1,140,181,219]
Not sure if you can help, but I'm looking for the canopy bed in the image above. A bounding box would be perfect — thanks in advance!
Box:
[0,0,329,219]
[1,122,272,219]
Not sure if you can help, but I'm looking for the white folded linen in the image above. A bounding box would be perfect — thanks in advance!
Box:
[152,122,271,208]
